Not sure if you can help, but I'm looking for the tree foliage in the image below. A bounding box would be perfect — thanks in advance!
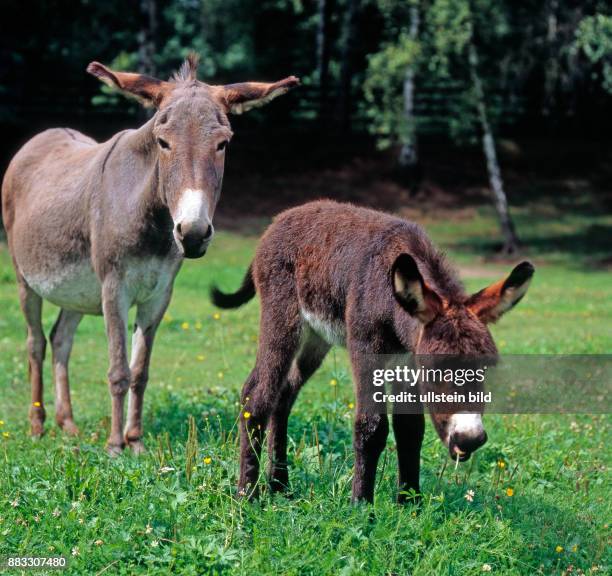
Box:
[575,13,612,93]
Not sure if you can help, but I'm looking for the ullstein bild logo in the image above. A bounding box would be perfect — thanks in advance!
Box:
[362,355,612,415]
[372,364,491,404]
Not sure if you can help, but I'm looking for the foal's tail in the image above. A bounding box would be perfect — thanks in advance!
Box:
[210,262,256,309]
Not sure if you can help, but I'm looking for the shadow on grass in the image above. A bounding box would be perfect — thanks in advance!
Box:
[453,220,612,267]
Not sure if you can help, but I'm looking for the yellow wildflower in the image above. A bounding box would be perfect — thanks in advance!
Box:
[505,487,514,497]
[197,355,205,361]
[498,460,506,469]
[217,371,224,379]
[243,411,251,420]
[181,322,190,330]
[555,545,563,553]
[33,402,41,407]
[2,432,9,439]
[330,379,337,386]
[195,321,203,330]
[203,457,212,465]
[348,402,354,410]
[213,312,221,320]
[0,420,4,426]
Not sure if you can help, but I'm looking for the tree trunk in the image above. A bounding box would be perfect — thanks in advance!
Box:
[468,42,520,254]
[316,0,332,119]
[542,0,559,117]
[138,0,157,77]
[336,0,360,131]
[398,2,420,168]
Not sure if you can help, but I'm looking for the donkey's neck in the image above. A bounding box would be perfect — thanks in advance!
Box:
[115,116,164,210]
[98,116,175,258]
[124,115,157,155]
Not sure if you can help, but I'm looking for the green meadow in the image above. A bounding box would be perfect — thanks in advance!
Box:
[0,205,610,575]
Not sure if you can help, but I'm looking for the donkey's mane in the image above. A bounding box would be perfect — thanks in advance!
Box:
[171,52,200,83]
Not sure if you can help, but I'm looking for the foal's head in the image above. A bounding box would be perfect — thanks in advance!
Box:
[88,54,299,258]
[392,254,534,461]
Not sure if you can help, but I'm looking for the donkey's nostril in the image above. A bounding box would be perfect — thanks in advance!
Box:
[203,224,213,240]
[454,430,488,454]
[176,222,183,237]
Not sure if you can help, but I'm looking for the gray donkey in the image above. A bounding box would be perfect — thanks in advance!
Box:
[1,54,298,454]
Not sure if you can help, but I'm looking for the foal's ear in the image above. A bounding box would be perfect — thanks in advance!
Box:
[392,254,444,324]
[87,62,172,108]
[212,76,300,114]
[466,261,535,323]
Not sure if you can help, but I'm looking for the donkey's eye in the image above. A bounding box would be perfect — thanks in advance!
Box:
[217,140,228,152]
[157,138,170,150]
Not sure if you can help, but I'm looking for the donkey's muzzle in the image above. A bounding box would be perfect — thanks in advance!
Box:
[449,429,488,461]
[175,221,214,259]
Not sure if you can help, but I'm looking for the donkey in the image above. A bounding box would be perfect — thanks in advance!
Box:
[212,200,534,502]
[1,54,298,454]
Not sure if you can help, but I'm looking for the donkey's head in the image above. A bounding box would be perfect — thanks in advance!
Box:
[87,54,299,258]
[392,254,534,460]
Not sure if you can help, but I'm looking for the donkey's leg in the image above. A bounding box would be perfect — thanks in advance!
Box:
[238,304,301,498]
[392,413,425,503]
[49,309,82,435]
[124,293,171,454]
[101,280,130,456]
[267,330,330,492]
[17,281,46,437]
[348,345,390,504]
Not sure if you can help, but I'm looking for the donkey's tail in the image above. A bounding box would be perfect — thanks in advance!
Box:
[211,263,256,309]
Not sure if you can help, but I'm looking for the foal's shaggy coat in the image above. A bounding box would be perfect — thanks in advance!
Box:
[213,200,534,502]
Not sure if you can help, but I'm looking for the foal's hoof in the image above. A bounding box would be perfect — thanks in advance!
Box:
[127,439,146,455]
[269,477,292,496]
[30,422,45,439]
[106,443,125,457]
[60,420,80,437]
[398,491,422,507]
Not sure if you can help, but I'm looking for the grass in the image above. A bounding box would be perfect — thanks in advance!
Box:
[0,205,610,575]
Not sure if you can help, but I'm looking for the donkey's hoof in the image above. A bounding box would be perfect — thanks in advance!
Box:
[269,477,291,496]
[106,443,125,457]
[60,420,80,437]
[127,439,146,455]
[30,422,45,439]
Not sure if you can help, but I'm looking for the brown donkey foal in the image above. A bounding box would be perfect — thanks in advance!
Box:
[213,200,534,502]
[2,54,298,453]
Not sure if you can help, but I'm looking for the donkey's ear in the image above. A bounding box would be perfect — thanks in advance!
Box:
[213,76,300,114]
[392,254,444,324]
[466,261,535,323]
[87,62,172,108]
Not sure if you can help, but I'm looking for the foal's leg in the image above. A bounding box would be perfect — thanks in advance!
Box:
[50,309,82,435]
[17,281,46,437]
[267,330,330,492]
[348,343,390,503]
[124,293,170,454]
[392,413,425,503]
[238,303,301,498]
[101,279,130,456]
